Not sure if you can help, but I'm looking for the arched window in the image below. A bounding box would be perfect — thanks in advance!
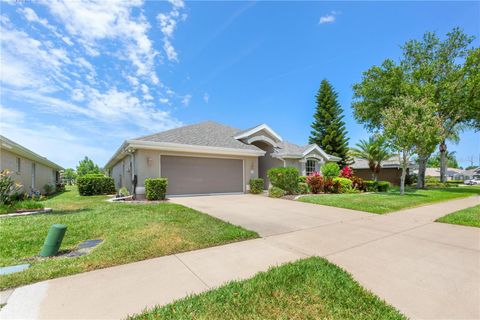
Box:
[306,159,316,176]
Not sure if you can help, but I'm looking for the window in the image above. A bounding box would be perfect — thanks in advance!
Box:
[16,157,21,173]
[306,160,316,176]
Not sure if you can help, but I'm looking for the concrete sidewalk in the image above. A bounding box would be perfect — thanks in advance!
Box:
[1,195,479,319]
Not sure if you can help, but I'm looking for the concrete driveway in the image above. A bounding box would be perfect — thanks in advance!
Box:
[1,194,479,319]
[172,194,480,319]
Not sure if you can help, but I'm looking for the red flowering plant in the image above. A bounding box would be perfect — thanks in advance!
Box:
[306,172,324,194]
[339,165,353,179]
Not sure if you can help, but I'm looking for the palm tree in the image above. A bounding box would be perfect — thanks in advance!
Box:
[350,136,391,181]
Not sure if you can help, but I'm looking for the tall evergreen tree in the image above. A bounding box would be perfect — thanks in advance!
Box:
[309,79,350,166]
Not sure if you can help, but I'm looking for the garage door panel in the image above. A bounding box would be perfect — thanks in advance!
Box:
[161,156,243,195]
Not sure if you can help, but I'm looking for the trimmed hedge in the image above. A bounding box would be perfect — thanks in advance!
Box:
[377,181,390,192]
[145,178,168,200]
[364,180,390,192]
[269,186,285,198]
[249,178,264,194]
[267,167,299,195]
[77,174,115,196]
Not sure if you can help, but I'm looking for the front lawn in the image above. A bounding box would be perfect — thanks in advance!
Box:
[0,186,257,289]
[131,257,405,320]
[299,187,480,214]
[436,205,480,228]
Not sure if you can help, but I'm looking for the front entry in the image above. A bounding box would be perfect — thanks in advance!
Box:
[252,141,283,189]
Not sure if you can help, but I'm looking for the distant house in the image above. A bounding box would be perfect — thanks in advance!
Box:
[424,167,479,181]
[104,121,340,197]
[350,156,413,185]
[0,135,63,194]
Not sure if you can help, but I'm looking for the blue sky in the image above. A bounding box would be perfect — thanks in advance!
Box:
[1,0,479,169]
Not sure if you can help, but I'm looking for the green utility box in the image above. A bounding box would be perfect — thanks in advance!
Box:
[40,224,67,257]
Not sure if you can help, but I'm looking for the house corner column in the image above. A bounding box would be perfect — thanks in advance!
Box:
[299,159,307,176]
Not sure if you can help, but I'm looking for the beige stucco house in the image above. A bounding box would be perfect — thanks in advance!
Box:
[105,121,340,197]
[0,135,63,194]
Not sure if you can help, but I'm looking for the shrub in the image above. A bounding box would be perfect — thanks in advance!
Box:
[377,181,390,192]
[249,178,264,194]
[339,165,353,179]
[77,174,116,196]
[321,163,340,179]
[333,177,353,193]
[324,178,341,193]
[297,176,307,184]
[425,175,440,183]
[13,199,44,211]
[350,176,366,191]
[43,184,55,195]
[145,178,168,200]
[267,167,299,195]
[297,182,309,194]
[426,182,450,188]
[118,187,130,197]
[268,186,285,198]
[0,170,22,205]
[364,180,378,192]
[306,172,324,194]
[446,180,463,185]
[55,182,66,192]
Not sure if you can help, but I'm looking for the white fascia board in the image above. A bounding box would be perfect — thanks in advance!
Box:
[126,140,266,157]
[233,124,283,142]
[104,141,127,169]
[302,144,340,162]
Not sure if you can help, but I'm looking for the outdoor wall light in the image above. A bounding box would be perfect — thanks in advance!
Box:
[147,157,153,166]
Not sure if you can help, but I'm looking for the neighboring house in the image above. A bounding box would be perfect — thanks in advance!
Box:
[464,167,480,180]
[424,167,477,181]
[350,156,413,185]
[0,135,63,194]
[105,121,340,196]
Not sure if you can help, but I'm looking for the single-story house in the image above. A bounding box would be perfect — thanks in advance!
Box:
[105,121,340,197]
[350,156,413,185]
[0,135,63,194]
[424,167,478,181]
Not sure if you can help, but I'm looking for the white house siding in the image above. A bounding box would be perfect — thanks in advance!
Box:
[0,149,57,194]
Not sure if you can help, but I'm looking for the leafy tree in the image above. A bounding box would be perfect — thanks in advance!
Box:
[76,157,101,176]
[309,79,350,167]
[382,97,442,195]
[427,151,459,168]
[353,28,479,185]
[350,135,391,181]
[61,168,77,185]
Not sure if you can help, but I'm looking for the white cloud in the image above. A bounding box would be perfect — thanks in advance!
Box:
[181,94,191,106]
[156,0,186,62]
[0,106,25,124]
[203,93,209,103]
[319,11,339,24]
[159,98,169,104]
[41,0,158,80]
[19,7,49,27]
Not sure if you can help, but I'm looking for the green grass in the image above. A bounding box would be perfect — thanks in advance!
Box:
[299,187,480,214]
[0,186,257,289]
[0,200,44,215]
[131,257,405,320]
[436,205,480,228]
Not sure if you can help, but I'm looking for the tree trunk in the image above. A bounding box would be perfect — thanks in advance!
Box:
[439,141,447,183]
[400,152,407,195]
[416,155,429,189]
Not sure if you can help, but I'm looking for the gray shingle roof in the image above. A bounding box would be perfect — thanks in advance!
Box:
[273,141,311,156]
[134,121,261,151]
[350,156,414,169]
